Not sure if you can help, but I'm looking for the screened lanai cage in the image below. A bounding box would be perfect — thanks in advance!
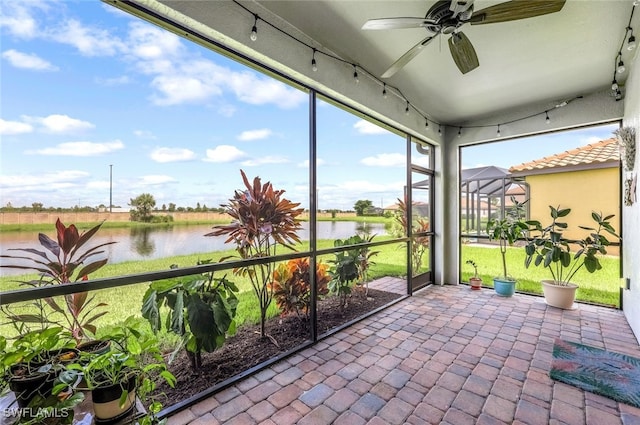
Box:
[460,166,529,239]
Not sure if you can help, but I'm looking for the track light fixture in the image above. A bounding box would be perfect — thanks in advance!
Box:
[458,127,462,138]
[382,83,387,99]
[497,124,501,137]
[628,32,636,51]
[250,14,258,41]
[545,112,550,124]
[425,119,429,128]
[612,79,619,90]
[405,101,410,115]
[311,49,318,72]
[438,125,441,135]
[353,65,359,83]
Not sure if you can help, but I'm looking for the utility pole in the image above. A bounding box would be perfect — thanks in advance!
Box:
[109,164,113,213]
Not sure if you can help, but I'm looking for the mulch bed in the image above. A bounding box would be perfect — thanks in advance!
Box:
[153,288,402,408]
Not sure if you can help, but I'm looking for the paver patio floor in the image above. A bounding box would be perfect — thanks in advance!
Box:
[167,283,640,425]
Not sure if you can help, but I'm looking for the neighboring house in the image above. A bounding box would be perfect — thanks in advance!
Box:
[509,138,620,248]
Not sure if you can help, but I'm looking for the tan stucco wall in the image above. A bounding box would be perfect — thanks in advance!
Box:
[525,167,620,244]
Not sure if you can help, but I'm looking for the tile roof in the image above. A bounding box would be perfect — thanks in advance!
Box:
[509,137,619,173]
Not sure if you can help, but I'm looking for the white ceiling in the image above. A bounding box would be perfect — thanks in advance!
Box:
[252,0,637,125]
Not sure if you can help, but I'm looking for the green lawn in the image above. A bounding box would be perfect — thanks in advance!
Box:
[461,244,621,307]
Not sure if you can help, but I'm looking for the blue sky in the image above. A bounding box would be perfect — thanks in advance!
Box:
[0,1,619,211]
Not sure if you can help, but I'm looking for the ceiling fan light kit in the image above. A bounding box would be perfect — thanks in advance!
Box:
[362,0,567,77]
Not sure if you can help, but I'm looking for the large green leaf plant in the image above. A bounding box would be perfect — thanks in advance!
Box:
[142,263,239,370]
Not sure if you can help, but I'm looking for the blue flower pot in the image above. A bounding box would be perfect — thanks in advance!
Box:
[493,278,516,297]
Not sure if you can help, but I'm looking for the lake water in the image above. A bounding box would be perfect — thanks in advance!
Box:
[0,221,388,277]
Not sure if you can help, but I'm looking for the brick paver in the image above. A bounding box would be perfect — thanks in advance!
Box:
[168,284,640,424]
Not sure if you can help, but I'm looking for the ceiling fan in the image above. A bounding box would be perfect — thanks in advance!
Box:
[362,0,566,77]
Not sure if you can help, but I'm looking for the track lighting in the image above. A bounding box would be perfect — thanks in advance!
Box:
[458,127,462,138]
[545,112,550,124]
[628,34,636,51]
[425,119,429,128]
[405,101,410,115]
[353,66,359,83]
[438,125,441,135]
[250,14,258,41]
[311,49,317,72]
[497,125,501,137]
[382,83,387,99]
[615,89,623,101]
[612,79,619,90]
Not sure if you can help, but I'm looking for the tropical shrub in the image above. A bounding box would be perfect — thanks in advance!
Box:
[269,258,330,320]
[142,263,239,370]
[206,170,303,338]
[394,197,430,274]
[0,219,115,342]
[328,234,379,307]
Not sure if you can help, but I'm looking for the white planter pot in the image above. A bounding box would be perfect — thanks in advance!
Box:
[541,280,578,309]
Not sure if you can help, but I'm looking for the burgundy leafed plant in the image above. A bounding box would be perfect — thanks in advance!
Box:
[206,170,303,338]
[0,218,116,342]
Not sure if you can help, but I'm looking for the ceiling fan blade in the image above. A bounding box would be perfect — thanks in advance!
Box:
[362,17,436,30]
[381,34,440,78]
[448,32,479,74]
[470,0,566,25]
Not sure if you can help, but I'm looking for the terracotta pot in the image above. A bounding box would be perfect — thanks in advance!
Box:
[493,277,516,297]
[469,277,483,290]
[542,280,577,309]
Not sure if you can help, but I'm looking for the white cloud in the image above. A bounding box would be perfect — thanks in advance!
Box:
[96,75,130,86]
[0,170,90,189]
[0,1,43,39]
[26,140,124,156]
[138,175,176,186]
[203,145,247,163]
[2,49,58,71]
[50,19,127,56]
[133,130,156,139]
[354,120,390,135]
[0,118,33,135]
[127,22,183,61]
[228,71,306,109]
[150,75,221,106]
[241,156,289,167]
[22,114,94,134]
[361,153,406,167]
[150,147,196,163]
[237,129,272,141]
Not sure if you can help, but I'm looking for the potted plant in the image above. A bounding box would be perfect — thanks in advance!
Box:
[486,197,529,297]
[1,327,77,408]
[465,260,483,290]
[69,317,175,424]
[524,206,618,309]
